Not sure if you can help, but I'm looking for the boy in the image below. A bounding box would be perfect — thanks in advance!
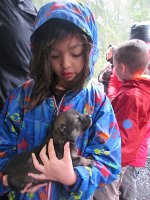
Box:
[94,39,150,200]
[113,39,150,200]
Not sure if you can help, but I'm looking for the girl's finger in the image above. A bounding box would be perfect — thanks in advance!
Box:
[40,145,47,156]
[21,183,32,193]
[32,153,45,173]
[48,139,57,159]
[39,145,49,165]
[28,172,48,180]
[27,183,47,193]
[63,142,72,162]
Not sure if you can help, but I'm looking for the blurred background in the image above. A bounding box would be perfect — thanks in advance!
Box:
[32,0,150,77]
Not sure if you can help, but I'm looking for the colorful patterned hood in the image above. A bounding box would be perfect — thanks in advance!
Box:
[30,0,99,78]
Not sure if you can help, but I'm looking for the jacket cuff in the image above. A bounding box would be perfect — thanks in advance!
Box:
[64,168,82,193]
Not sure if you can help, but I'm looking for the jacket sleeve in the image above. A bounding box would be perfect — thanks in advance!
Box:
[0,90,23,196]
[64,92,121,199]
[107,68,122,101]
[111,92,149,167]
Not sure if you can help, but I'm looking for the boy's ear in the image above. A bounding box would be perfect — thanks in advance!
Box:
[121,63,127,73]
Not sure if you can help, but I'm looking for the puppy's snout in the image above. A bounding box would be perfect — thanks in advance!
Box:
[80,114,92,130]
[86,115,92,126]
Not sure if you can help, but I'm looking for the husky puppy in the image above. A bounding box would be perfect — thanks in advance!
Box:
[3,110,93,191]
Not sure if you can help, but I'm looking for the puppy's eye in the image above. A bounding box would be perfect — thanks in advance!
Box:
[75,116,81,123]
[59,124,66,133]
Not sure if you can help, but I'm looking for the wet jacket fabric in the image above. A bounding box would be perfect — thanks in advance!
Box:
[107,68,122,101]
[130,123,150,167]
[0,1,121,200]
[0,0,37,110]
[111,77,150,167]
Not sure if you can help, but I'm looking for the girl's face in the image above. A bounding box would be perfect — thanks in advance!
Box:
[50,34,84,88]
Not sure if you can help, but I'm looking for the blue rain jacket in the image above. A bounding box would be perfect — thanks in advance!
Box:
[0,1,121,199]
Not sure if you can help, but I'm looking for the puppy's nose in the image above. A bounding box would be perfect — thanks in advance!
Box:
[86,114,92,125]
[81,114,92,120]
[81,114,92,130]
[89,114,92,119]
[85,114,92,120]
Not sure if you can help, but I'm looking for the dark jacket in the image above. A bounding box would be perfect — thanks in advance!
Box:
[0,0,37,110]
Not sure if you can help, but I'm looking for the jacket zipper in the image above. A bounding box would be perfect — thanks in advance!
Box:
[47,94,67,200]
[52,93,67,116]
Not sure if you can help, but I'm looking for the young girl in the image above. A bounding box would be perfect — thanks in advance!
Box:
[0,1,121,200]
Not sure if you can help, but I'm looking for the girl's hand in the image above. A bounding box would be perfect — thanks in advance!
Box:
[2,175,8,187]
[2,172,46,193]
[28,139,77,186]
[21,183,47,194]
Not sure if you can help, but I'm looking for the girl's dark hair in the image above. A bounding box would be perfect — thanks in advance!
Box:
[28,19,92,110]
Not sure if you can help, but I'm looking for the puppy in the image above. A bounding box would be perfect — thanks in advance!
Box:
[3,110,93,191]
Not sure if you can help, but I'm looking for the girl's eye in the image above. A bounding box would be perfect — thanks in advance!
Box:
[72,52,83,57]
[51,54,60,59]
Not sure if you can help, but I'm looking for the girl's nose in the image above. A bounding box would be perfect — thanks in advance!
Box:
[61,54,71,69]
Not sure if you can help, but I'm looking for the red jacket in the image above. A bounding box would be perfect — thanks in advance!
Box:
[112,77,150,167]
[130,123,150,167]
[107,68,122,101]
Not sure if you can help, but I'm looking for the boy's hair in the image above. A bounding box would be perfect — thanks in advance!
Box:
[28,19,92,109]
[114,39,149,74]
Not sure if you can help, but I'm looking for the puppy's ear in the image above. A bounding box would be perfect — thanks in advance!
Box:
[59,124,67,135]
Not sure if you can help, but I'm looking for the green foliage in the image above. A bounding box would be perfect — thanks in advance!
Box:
[32,0,150,78]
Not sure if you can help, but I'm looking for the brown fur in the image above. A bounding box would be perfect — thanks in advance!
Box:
[3,110,93,191]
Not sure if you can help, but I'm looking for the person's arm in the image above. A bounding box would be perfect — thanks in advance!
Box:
[0,90,23,195]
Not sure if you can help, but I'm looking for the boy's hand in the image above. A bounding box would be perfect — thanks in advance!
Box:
[28,139,77,186]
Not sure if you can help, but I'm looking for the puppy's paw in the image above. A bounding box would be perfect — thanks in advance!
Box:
[80,157,94,167]
[72,156,94,167]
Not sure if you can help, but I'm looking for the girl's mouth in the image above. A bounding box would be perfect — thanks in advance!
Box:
[63,72,74,78]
